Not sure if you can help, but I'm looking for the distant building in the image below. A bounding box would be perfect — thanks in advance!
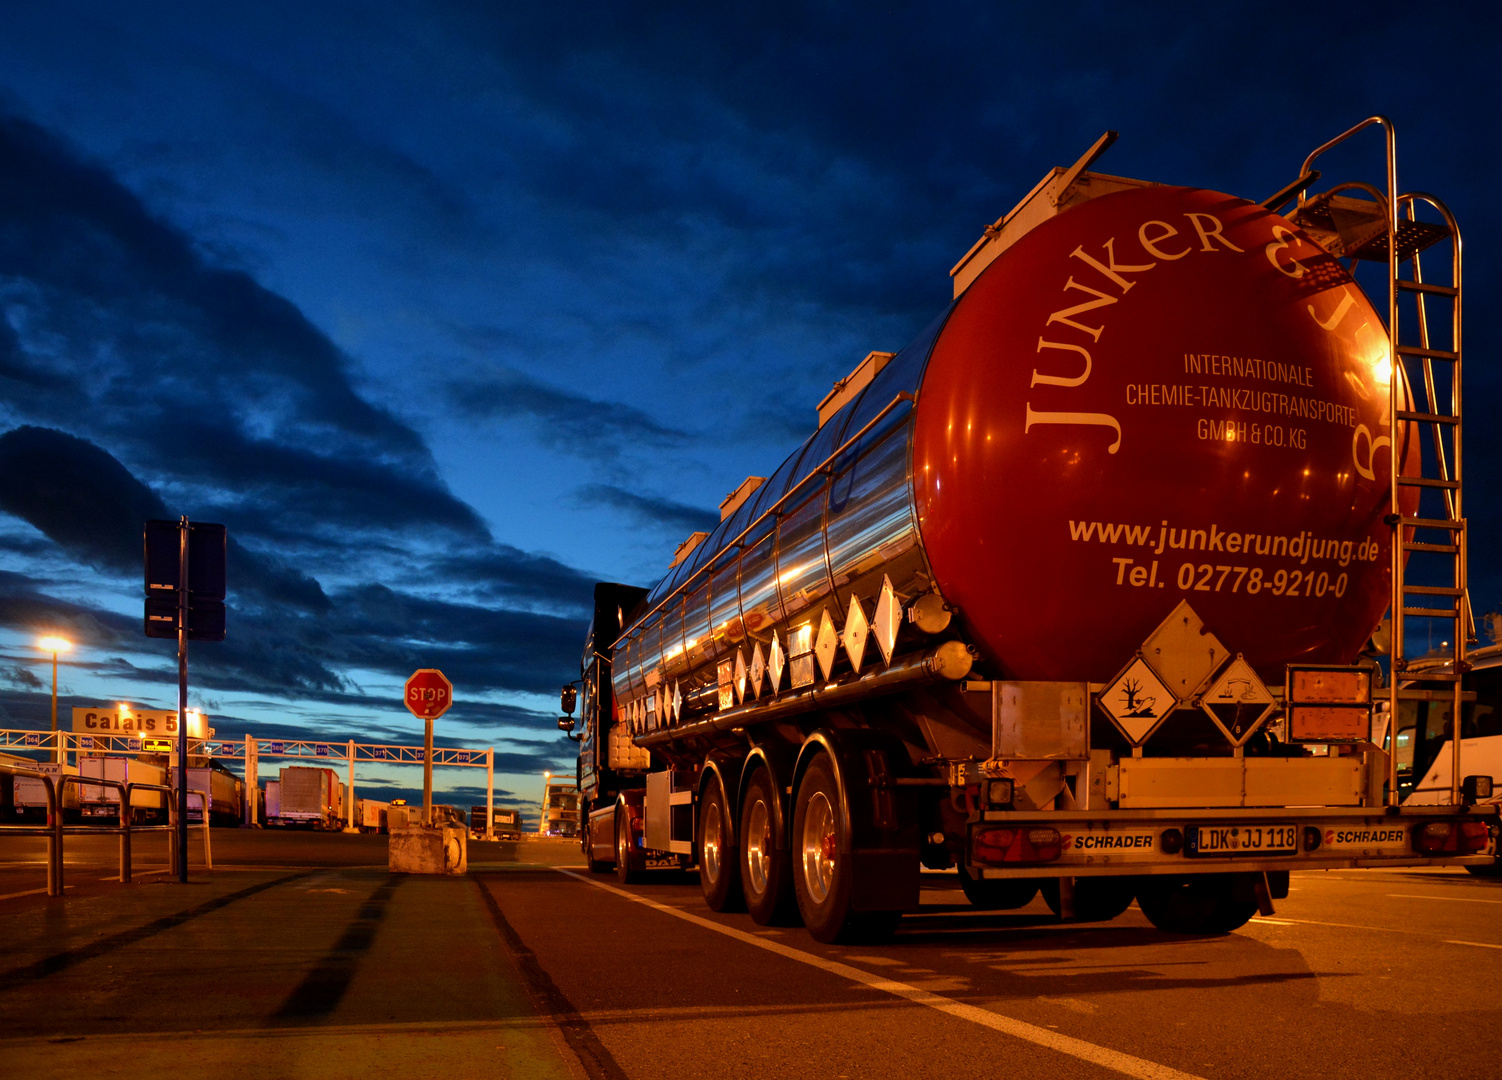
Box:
[539,779,579,837]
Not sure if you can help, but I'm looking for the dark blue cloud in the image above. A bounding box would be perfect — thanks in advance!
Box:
[446,368,692,459]
[575,483,716,537]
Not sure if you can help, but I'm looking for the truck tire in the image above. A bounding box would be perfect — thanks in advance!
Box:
[792,754,898,944]
[586,818,613,874]
[616,809,644,885]
[956,864,1040,910]
[1136,875,1256,934]
[740,767,797,926]
[1041,876,1136,922]
[698,775,743,911]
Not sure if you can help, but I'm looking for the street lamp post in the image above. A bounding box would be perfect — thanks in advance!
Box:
[37,636,72,765]
[538,770,551,836]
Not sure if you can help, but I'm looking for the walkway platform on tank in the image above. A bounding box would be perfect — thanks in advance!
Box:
[0,831,587,1080]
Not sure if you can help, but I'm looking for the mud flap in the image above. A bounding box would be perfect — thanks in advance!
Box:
[1231,871,1278,916]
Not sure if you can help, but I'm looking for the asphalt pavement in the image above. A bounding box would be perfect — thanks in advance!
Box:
[3,830,1499,1080]
[478,863,1502,1080]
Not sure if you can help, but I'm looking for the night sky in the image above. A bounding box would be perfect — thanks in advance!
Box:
[1,4,1498,811]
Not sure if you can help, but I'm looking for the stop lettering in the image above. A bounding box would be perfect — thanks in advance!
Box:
[404,669,453,720]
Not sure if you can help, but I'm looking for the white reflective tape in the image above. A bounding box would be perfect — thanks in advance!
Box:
[558,869,1204,1080]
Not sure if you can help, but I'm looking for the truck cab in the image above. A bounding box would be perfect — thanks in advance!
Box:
[569,582,649,856]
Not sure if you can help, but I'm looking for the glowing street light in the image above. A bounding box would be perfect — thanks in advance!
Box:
[37,636,72,764]
[539,770,552,836]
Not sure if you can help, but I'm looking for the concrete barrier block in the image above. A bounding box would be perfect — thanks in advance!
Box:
[388,823,468,874]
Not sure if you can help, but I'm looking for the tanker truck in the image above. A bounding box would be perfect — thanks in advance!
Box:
[564,119,1496,943]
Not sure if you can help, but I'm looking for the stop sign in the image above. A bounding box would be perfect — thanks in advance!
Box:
[404,669,453,720]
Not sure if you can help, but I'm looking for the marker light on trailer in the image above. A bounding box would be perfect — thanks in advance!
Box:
[973,825,1062,865]
[1412,820,1490,855]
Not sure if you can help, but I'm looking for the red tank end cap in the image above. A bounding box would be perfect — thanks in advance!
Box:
[912,185,1412,683]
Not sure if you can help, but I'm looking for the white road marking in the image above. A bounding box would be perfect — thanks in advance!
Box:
[0,886,72,901]
[1443,940,1502,950]
[1256,917,1409,933]
[1386,893,1502,905]
[1248,917,1297,925]
[558,869,1204,1080]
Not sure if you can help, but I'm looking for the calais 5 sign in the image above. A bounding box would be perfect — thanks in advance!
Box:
[404,669,453,720]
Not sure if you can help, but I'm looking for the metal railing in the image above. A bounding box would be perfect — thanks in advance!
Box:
[0,763,211,896]
[0,763,60,894]
[0,729,502,841]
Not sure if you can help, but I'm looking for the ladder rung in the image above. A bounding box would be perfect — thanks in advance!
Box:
[1404,542,1459,553]
[1403,585,1464,596]
[1394,672,1461,684]
[1402,607,1459,618]
[1399,517,1464,530]
[1396,345,1459,362]
[1397,476,1459,489]
[1396,411,1458,425]
[1397,280,1459,297]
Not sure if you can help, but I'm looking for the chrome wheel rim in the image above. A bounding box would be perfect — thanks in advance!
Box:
[800,791,837,904]
[617,816,628,865]
[702,797,724,884]
[744,797,770,894]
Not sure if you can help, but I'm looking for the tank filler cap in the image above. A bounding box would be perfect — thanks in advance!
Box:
[908,593,953,635]
[928,641,975,681]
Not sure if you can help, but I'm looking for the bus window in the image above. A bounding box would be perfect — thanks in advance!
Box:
[1465,666,1501,738]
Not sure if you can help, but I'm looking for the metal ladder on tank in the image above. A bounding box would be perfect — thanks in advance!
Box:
[1292,117,1469,807]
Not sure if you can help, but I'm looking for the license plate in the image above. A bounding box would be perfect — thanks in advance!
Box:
[1185,823,1298,857]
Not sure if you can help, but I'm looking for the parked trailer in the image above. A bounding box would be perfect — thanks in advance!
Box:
[0,750,33,820]
[361,799,389,833]
[12,762,79,822]
[570,123,1497,944]
[78,756,168,824]
[181,764,245,827]
[268,766,341,829]
[470,805,523,840]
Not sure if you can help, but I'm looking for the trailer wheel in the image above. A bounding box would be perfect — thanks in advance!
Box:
[1136,875,1256,934]
[792,754,898,944]
[615,809,644,885]
[698,775,743,911]
[956,864,1039,910]
[1041,876,1136,922]
[740,768,797,926]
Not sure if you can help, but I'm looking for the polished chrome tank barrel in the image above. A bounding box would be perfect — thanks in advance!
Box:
[613,309,947,736]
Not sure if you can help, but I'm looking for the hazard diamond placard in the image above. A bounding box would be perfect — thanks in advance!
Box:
[1199,655,1277,746]
[1100,656,1177,745]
